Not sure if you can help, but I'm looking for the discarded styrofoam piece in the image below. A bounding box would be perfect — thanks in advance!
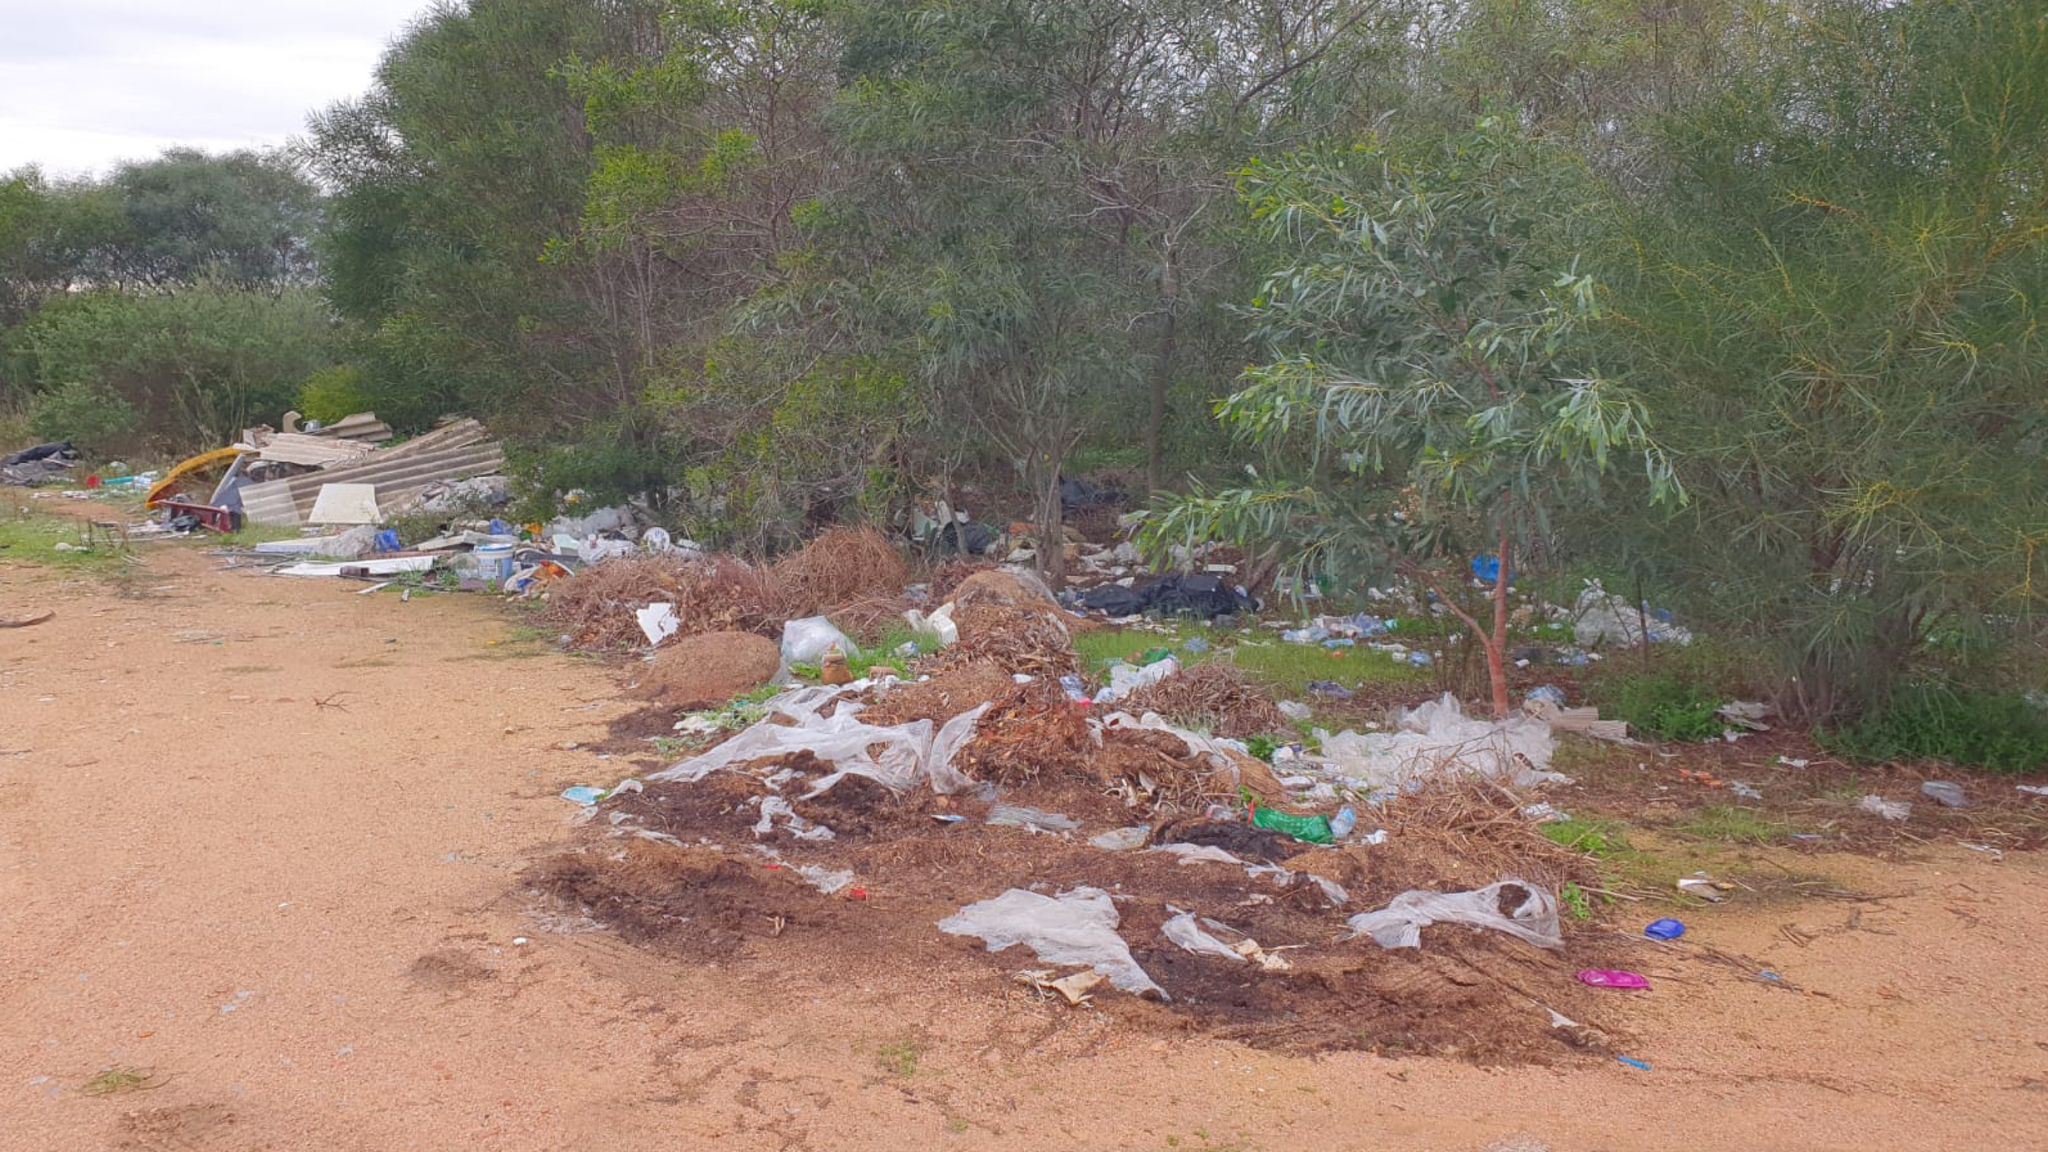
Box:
[307,482,382,525]
[251,536,344,555]
[939,887,1165,999]
[275,555,436,578]
[1311,694,1563,791]
[1089,826,1150,851]
[651,685,988,796]
[637,603,680,648]
[1149,843,1245,866]
[1718,701,1772,731]
[1858,795,1911,821]
[1347,878,1563,951]
[1525,698,1635,744]
[2019,784,2048,797]
[1163,910,1245,962]
[1094,657,1180,705]
[987,805,1080,833]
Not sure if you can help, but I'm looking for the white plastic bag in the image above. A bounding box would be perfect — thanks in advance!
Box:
[939,887,1165,998]
[1094,657,1179,705]
[1162,910,1245,962]
[1347,879,1563,950]
[651,685,986,795]
[781,616,859,665]
[903,601,959,647]
[637,602,680,647]
[1313,694,1561,791]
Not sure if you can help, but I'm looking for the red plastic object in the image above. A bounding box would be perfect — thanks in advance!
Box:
[86,474,103,489]
[1578,968,1651,990]
[847,887,869,902]
[158,500,243,533]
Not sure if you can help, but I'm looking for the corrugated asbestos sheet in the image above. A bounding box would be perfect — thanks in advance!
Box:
[240,419,504,527]
[254,433,377,468]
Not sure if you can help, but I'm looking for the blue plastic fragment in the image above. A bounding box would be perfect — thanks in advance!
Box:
[1645,918,1686,941]
[1617,1056,1652,1071]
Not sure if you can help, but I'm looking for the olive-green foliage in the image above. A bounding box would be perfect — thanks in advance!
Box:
[11,283,341,454]
[296,364,378,424]
[1818,687,2048,776]
[27,381,138,457]
[1594,673,1724,743]
[1587,0,2048,721]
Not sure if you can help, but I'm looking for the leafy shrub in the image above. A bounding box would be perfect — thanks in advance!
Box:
[1596,673,1724,742]
[298,364,377,423]
[29,381,139,456]
[1819,687,2048,775]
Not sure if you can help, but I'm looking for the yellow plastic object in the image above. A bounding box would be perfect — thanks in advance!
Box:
[145,446,246,508]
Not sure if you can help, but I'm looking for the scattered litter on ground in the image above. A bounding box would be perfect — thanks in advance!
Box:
[1578,969,1650,990]
[939,886,1165,998]
[1348,880,1563,951]
[1858,795,1911,822]
[1312,695,1563,792]
[1571,580,1693,647]
[1117,662,1288,739]
[1920,781,1969,808]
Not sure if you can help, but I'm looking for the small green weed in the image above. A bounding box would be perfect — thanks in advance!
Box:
[1542,817,1629,858]
[1819,686,2048,775]
[1595,673,1724,742]
[1680,805,1782,845]
[81,1065,165,1096]
[1560,881,1592,921]
[876,1038,923,1078]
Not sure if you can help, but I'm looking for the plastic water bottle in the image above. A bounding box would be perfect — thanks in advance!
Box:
[1329,805,1358,839]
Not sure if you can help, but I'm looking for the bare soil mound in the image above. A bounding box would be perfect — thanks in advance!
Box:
[632,630,781,709]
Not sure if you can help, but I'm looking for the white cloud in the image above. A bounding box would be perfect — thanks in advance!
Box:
[0,0,434,176]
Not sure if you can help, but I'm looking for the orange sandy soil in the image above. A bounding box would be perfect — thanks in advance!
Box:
[3,496,2046,1151]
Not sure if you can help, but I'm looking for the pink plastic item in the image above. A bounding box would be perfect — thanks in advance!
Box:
[1578,968,1651,990]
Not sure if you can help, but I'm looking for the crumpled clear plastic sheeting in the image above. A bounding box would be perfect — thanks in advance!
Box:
[753,796,834,841]
[1572,580,1694,648]
[1162,909,1245,962]
[938,887,1165,998]
[651,685,988,795]
[1347,879,1563,951]
[1312,694,1562,791]
[780,616,860,665]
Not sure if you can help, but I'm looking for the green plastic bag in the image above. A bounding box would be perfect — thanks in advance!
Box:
[1251,804,1334,845]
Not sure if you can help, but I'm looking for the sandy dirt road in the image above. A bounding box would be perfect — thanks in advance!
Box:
[4,535,2046,1151]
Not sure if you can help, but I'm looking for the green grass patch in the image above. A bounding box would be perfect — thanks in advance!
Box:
[1678,804,1783,845]
[0,509,126,572]
[1071,621,1426,698]
[1541,817,1630,858]
[875,1038,923,1078]
[1592,672,1724,742]
[1818,686,2048,775]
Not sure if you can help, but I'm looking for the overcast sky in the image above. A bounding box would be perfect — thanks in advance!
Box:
[0,0,435,176]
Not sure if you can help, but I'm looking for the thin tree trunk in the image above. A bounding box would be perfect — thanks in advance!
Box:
[1486,526,1513,720]
[1036,455,1067,591]
[1146,307,1176,493]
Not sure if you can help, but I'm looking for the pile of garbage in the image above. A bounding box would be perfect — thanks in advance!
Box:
[534,595,1623,1057]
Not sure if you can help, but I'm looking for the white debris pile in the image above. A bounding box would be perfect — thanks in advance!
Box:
[1307,694,1565,793]
[650,683,986,796]
[1572,579,1694,648]
[1347,879,1563,951]
[939,887,1165,998]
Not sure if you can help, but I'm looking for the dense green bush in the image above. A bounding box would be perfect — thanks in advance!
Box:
[297,364,377,424]
[1819,688,2048,775]
[28,381,139,457]
[1595,673,1725,743]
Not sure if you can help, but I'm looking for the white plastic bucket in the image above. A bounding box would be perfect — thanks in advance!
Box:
[475,542,515,583]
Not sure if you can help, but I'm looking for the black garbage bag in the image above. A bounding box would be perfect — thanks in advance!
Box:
[931,521,999,556]
[1079,583,1153,617]
[1,441,77,468]
[1059,476,1124,512]
[1146,573,1244,619]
